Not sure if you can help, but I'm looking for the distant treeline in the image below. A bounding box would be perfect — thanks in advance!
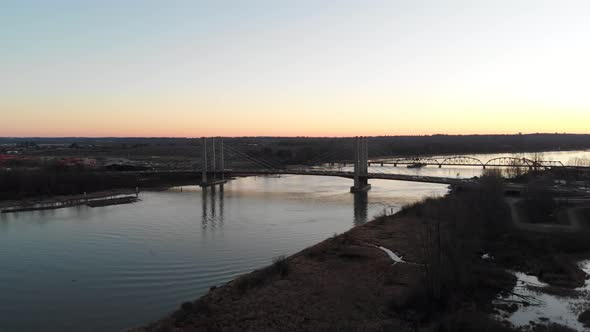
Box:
[0,166,204,201]
[0,167,138,200]
[371,133,590,155]
[235,134,590,165]
[2,134,589,166]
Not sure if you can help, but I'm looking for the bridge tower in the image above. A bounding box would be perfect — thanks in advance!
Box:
[218,138,224,181]
[201,137,208,184]
[211,137,216,180]
[350,136,371,193]
[199,137,226,187]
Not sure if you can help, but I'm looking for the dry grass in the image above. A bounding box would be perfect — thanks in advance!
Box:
[234,255,291,293]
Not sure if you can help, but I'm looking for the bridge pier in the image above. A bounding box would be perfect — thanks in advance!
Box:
[351,176,371,193]
[353,191,368,225]
[350,136,371,193]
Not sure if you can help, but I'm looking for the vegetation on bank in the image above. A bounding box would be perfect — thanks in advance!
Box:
[233,255,290,293]
[134,171,590,331]
[0,166,137,200]
[0,166,201,201]
[390,172,518,328]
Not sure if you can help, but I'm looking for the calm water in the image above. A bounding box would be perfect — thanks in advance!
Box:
[0,175,447,332]
[501,261,590,331]
[2,149,588,332]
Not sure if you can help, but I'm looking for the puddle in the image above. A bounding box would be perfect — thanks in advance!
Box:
[498,260,590,330]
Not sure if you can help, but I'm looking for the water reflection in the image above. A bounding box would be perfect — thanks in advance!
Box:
[353,192,368,225]
[0,175,449,332]
[201,187,208,228]
[219,185,224,221]
[201,185,225,230]
[199,183,370,228]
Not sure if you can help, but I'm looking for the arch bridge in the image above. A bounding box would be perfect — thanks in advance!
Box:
[372,156,564,169]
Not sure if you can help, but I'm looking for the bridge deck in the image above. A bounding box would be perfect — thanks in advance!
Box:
[134,169,467,185]
[227,169,464,185]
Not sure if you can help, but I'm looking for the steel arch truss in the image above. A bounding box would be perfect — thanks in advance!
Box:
[483,157,564,169]
[439,156,484,167]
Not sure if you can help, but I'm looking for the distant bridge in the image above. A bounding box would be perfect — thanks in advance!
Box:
[369,156,565,169]
[197,137,477,191]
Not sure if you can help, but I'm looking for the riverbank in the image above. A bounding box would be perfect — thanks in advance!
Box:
[133,210,502,331]
[0,188,139,211]
[0,171,205,212]
[0,166,205,202]
[133,175,590,331]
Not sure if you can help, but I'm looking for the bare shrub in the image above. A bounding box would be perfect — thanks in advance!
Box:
[523,178,558,223]
[234,255,290,293]
[415,172,509,307]
[271,255,289,277]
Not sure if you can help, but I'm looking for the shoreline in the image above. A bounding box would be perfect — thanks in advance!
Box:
[0,188,138,208]
[3,170,589,330]
[0,188,143,213]
[131,211,441,331]
[132,186,590,331]
[0,175,207,211]
[0,174,273,212]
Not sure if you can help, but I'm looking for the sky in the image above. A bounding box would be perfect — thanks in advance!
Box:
[1,0,589,137]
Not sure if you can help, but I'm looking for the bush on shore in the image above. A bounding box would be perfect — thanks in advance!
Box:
[412,171,511,309]
[234,255,290,293]
[0,166,138,200]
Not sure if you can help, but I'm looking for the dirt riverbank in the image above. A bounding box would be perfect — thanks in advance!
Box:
[0,175,205,212]
[131,210,518,330]
[0,188,139,210]
[132,183,590,332]
[131,213,439,331]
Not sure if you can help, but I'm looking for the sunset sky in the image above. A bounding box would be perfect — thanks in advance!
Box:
[1,0,589,137]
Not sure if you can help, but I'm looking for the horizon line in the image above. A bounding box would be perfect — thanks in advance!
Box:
[0,132,588,139]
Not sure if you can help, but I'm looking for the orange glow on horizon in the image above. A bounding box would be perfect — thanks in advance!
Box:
[2,94,589,137]
[3,1,590,138]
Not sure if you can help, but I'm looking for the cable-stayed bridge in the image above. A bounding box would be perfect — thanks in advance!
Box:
[196,137,566,192]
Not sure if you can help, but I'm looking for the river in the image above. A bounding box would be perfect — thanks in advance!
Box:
[0,175,447,332]
[1,149,589,332]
